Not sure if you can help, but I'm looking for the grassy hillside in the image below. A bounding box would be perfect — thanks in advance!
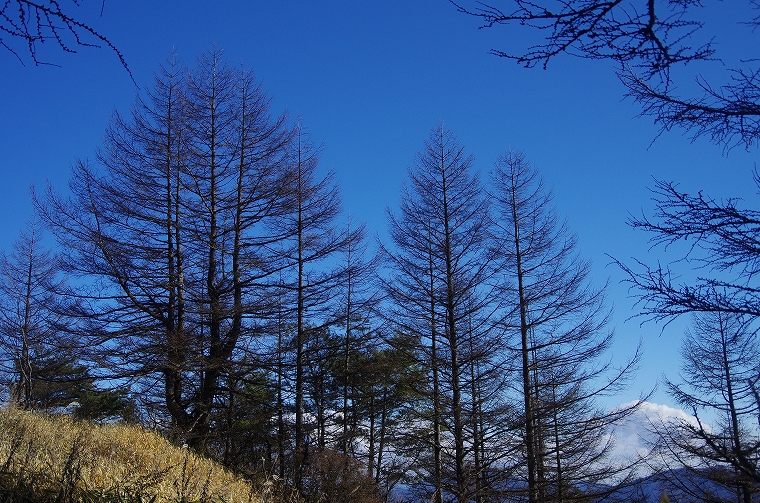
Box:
[0,407,259,503]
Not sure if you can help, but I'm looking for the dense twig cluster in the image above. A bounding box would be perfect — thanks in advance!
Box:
[0,0,131,78]
[454,1,760,150]
[453,0,711,78]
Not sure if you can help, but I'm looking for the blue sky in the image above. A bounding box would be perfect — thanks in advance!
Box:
[1,1,757,410]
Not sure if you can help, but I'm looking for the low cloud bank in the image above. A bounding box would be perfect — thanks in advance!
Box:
[608,401,704,463]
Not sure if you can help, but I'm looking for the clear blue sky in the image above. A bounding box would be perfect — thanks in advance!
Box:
[1,1,756,410]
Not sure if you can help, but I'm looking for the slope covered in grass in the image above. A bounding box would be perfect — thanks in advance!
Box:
[0,407,259,503]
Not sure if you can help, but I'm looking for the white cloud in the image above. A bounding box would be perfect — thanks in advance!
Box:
[607,401,706,463]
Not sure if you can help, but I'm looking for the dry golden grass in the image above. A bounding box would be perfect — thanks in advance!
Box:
[0,407,260,503]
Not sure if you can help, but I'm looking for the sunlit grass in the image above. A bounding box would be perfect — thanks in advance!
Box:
[0,407,259,503]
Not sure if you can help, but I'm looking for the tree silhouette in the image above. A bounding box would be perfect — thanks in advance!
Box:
[490,150,642,503]
[383,123,495,503]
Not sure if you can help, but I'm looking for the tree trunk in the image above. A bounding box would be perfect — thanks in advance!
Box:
[511,180,538,503]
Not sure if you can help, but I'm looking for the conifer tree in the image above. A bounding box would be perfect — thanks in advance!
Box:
[37,49,291,451]
[0,215,70,408]
[383,123,494,503]
[490,150,641,503]
[274,123,365,492]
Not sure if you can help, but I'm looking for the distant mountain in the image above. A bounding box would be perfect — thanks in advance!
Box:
[614,467,757,503]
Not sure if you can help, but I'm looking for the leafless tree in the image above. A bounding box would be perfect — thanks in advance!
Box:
[273,122,365,493]
[180,48,293,451]
[649,312,760,503]
[454,0,760,150]
[490,150,642,503]
[37,53,190,432]
[36,48,291,451]
[607,68,760,503]
[0,213,72,407]
[335,215,381,456]
[382,123,496,503]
